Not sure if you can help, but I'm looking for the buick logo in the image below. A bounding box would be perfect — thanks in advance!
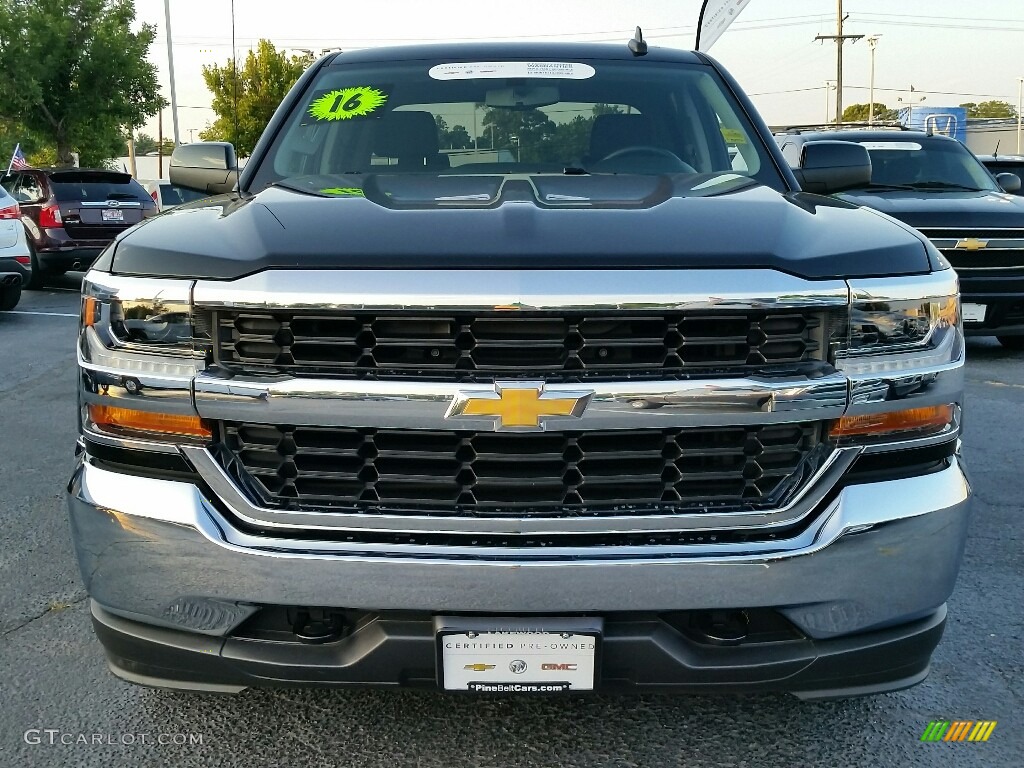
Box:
[509,659,528,674]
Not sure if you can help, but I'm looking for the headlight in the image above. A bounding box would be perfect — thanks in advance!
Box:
[837,273,962,375]
[79,273,210,442]
[832,271,963,446]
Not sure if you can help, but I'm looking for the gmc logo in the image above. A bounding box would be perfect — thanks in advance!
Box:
[541,663,577,671]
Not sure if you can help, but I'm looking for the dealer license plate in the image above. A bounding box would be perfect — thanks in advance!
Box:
[438,618,600,692]
[962,303,987,323]
[101,209,123,222]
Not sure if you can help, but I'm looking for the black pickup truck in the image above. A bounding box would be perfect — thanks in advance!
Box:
[67,40,970,699]
[777,128,1024,349]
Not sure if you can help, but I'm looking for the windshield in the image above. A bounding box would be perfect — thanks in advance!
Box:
[248,56,784,193]
[855,139,998,191]
[159,184,209,206]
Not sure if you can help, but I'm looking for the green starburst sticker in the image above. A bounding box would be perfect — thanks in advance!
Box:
[320,187,365,197]
[308,86,387,121]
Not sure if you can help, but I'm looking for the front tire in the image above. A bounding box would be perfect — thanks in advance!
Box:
[996,335,1024,350]
[23,242,46,290]
[0,281,22,311]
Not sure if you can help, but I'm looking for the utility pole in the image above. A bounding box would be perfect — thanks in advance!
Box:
[1018,77,1022,154]
[867,35,881,123]
[815,0,863,124]
[158,110,163,179]
[824,80,836,123]
[163,0,180,146]
[127,130,137,178]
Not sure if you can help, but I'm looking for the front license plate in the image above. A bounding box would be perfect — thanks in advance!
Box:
[101,209,123,222]
[438,618,600,692]
[962,302,987,323]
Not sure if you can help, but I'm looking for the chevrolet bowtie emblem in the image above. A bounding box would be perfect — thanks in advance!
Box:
[954,238,989,250]
[463,663,496,672]
[446,382,593,430]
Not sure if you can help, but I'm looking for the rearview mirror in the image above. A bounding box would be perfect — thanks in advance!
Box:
[996,172,1021,193]
[169,142,238,195]
[795,140,872,194]
[485,86,559,109]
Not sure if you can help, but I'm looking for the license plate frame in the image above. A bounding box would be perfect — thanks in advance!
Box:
[436,617,602,692]
[101,208,124,222]
[962,302,987,323]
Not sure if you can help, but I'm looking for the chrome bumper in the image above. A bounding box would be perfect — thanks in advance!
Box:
[67,456,971,641]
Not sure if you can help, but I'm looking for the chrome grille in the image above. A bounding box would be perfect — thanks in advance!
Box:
[214,310,824,379]
[217,422,824,515]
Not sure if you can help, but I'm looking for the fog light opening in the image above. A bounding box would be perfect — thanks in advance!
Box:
[292,609,346,644]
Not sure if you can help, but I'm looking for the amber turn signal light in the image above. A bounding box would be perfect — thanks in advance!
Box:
[88,404,212,438]
[81,296,100,327]
[829,404,954,438]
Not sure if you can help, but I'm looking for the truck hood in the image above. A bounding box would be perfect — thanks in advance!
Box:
[106,174,932,280]
[836,188,1024,230]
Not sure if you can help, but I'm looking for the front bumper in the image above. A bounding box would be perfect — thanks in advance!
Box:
[68,456,971,696]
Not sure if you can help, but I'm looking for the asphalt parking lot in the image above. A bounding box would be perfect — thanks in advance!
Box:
[1,276,1021,768]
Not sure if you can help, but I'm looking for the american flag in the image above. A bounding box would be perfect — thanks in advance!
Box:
[8,144,29,172]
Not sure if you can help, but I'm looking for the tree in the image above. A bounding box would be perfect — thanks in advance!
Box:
[443,125,472,150]
[432,115,472,150]
[959,100,1017,119]
[0,0,165,167]
[201,40,310,156]
[121,133,175,156]
[133,133,158,154]
[842,103,899,122]
[481,108,556,162]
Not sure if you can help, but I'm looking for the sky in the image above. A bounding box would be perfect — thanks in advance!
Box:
[132,0,1024,142]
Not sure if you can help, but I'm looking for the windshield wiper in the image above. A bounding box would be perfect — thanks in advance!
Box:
[906,181,985,191]
[852,183,918,191]
[562,166,589,175]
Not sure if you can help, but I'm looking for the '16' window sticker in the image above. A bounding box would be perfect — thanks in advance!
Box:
[308,86,388,121]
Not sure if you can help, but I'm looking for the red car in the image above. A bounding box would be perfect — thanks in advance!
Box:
[0,168,157,288]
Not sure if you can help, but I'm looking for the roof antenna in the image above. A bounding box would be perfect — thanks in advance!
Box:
[993,139,1001,157]
[628,26,648,56]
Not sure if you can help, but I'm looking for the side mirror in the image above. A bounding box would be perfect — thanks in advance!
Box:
[795,140,872,194]
[996,172,1022,193]
[169,142,238,195]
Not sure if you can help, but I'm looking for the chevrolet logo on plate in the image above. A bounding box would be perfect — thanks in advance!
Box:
[954,238,989,250]
[446,381,593,430]
[463,663,496,672]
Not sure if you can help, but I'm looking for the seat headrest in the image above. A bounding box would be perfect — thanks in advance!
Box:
[373,111,441,162]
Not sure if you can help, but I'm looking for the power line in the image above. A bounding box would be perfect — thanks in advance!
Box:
[848,18,1024,33]
[149,15,835,48]
[853,12,1016,24]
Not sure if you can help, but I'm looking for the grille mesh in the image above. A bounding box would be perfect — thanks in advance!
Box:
[214,310,823,379]
[218,422,823,515]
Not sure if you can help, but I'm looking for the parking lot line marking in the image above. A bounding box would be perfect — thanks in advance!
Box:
[0,310,78,318]
[970,378,1024,391]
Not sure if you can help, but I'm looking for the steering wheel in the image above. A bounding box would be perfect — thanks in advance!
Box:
[597,146,696,173]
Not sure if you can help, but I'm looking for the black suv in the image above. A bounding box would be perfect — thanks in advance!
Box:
[976,153,1024,196]
[0,168,157,288]
[776,127,1024,348]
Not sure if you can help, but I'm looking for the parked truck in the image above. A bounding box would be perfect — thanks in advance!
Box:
[68,39,970,699]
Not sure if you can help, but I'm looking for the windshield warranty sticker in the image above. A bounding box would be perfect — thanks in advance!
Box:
[428,62,596,80]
